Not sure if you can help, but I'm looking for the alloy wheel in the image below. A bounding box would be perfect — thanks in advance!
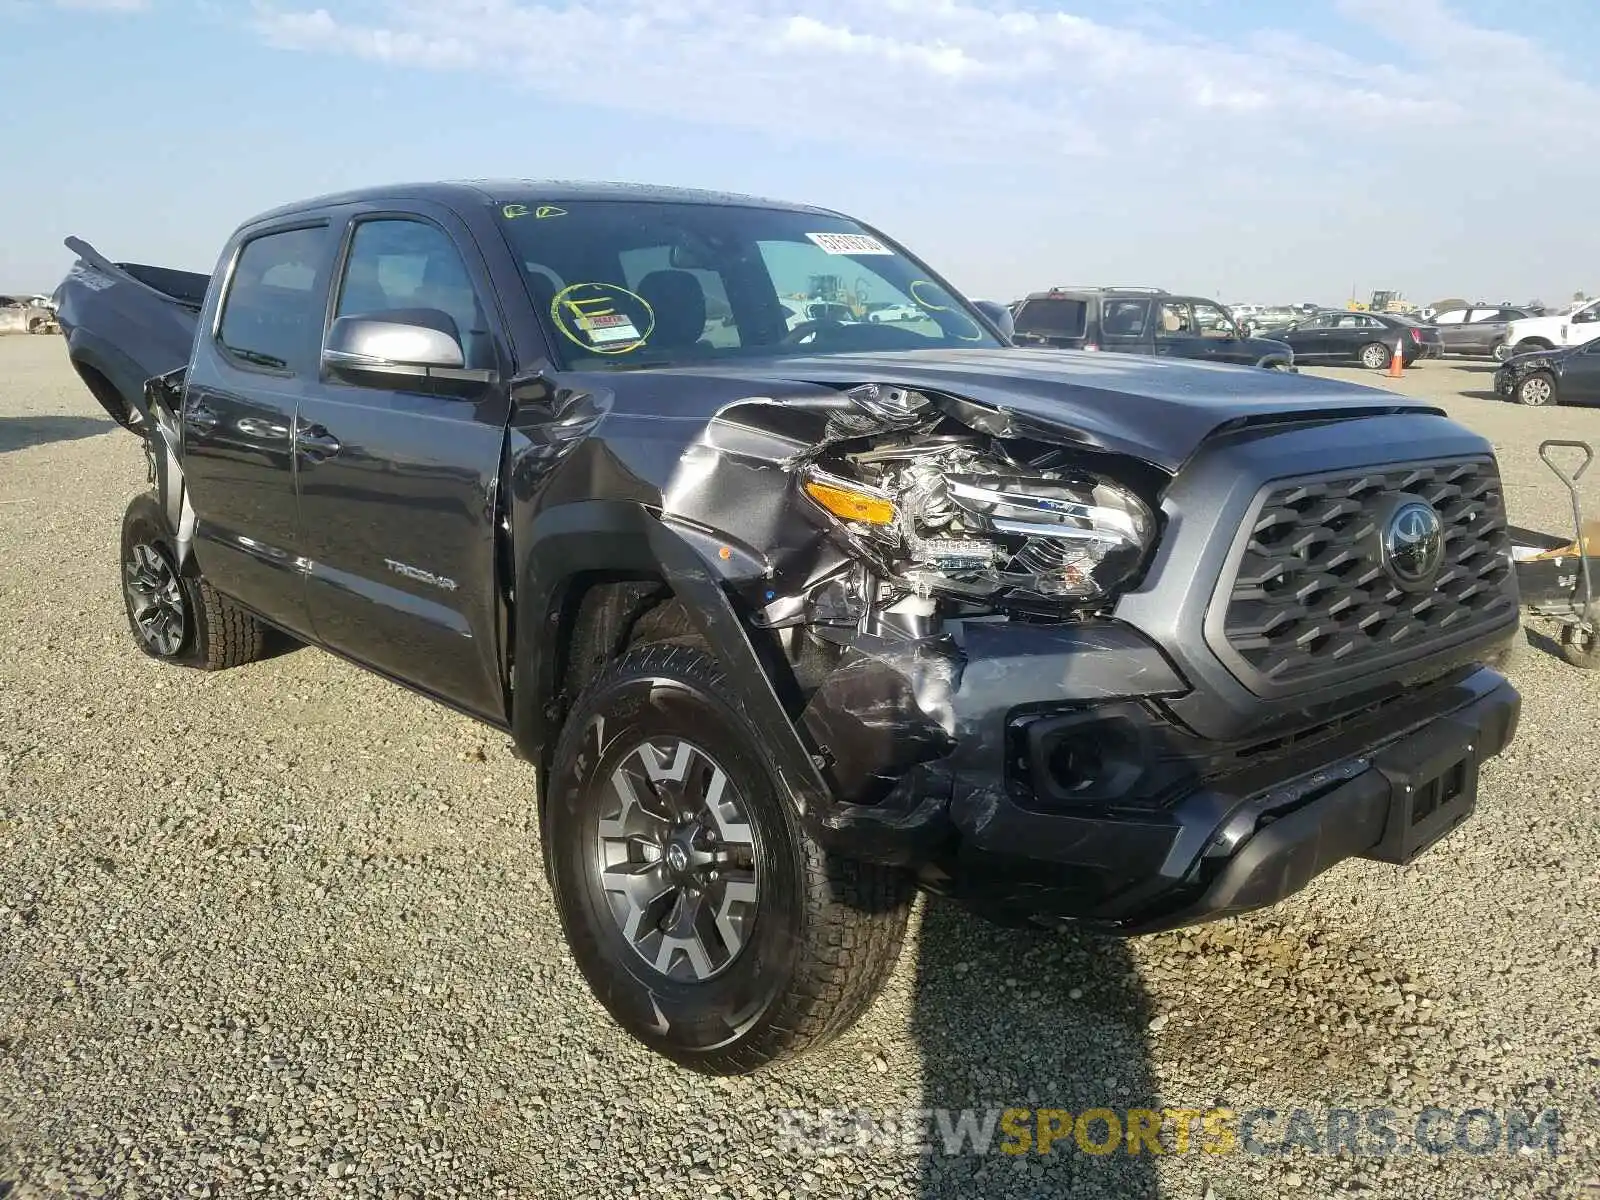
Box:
[124,542,186,656]
[1520,375,1554,405]
[594,739,761,982]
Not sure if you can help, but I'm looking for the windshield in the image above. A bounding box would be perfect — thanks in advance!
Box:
[495,199,1000,368]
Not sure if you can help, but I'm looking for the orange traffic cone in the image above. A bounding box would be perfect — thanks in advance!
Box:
[1387,337,1404,378]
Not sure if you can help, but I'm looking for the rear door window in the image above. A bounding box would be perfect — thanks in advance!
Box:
[217,226,331,371]
[1100,299,1149,337]
[1013,297,1087,337]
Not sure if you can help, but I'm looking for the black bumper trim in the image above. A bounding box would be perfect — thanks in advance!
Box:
[1110,673,1518,933]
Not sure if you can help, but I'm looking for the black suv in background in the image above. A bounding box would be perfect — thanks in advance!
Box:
[1011,286,1295,370]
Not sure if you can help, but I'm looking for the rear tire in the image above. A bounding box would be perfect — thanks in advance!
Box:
[544,642,913,1074]
[1514,371,1558,407]
[120,493,265,670]
[1360,341,1392,370]
[1559,624,1600,669]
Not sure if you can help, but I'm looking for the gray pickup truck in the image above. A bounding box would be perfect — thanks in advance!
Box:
[54,181,1521,1074]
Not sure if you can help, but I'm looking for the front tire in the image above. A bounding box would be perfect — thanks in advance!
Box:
[544,643,913,1074]
[120,493,265,670]
[1515,371,1558,407]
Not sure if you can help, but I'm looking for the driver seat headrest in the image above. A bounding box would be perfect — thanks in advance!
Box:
[635,270,707,351]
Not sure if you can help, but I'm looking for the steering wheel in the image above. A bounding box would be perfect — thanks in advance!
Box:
[781,317,846,346]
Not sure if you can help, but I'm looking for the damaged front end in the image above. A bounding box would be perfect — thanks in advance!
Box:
[642,375,1521,933]
[652,380,1192,904]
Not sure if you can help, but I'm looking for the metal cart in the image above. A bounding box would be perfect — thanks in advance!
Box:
[1509,439,1600,669]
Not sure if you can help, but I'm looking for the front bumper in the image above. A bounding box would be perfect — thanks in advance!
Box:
[798,620,1520,934]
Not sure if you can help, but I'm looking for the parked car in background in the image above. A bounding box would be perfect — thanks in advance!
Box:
[1239,305,1301,334]
[0,294,59,334]
[1498,296,1600,360]
[1011,286,1295,369]
[1256,309,1441,369]
[867,303,921,323]
[1430,306,1530,357]
[1494,341,1600,406]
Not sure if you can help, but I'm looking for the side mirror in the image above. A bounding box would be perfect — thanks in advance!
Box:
[971,299,1014,341]
[323,308,468,383]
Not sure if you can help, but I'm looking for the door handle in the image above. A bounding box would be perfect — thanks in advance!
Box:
[294,424,342,460]
[183,402,219,435]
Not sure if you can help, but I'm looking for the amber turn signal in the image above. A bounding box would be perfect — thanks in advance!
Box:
[804,478,897,526]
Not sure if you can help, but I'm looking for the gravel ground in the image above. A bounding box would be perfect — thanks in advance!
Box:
[1,334,1596,1199]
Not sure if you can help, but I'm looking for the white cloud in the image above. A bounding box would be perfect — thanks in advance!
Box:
[54,0,150,10]
[248,0,1597,166]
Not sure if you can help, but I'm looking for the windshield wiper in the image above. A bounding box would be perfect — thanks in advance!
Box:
[221,345,288,370]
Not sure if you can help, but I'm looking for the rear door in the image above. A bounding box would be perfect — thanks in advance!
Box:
[1098,298,1151,354]
[1328,312,1384,358]
[294,207,514,721]
[180,222,336,636]
[1473,308,1525,354]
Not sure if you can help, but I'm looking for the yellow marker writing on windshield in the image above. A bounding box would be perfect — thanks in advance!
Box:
[549,283,655,356]
[910,280,985,342]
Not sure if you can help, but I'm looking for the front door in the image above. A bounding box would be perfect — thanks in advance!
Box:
[1284,313,1333,360]
[1152,300,1206,361]
[1563,299,1600,347]
[294,209,513,721]
[1562,341,1600,405]
[1189,299,1253,364]
[180,222,336,636]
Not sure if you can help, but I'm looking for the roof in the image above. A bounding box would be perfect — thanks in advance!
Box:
[1023,286,1172,299]
[241,179,836,228]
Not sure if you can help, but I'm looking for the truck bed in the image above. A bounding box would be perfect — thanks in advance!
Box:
[52,237,208,430]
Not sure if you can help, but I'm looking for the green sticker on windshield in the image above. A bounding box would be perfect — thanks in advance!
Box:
[504,203,568,220]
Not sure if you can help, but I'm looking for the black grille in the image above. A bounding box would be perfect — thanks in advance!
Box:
[1212,457,1516,693]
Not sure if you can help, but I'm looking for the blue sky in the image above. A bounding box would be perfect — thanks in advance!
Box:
[2,0,1596,306]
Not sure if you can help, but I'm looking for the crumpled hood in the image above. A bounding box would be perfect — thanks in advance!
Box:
[627,347,1438,473]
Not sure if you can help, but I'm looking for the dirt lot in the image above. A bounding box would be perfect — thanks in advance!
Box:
[1,335,1596,1199]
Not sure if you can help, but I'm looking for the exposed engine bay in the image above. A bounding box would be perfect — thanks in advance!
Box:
[795,384,1161,621]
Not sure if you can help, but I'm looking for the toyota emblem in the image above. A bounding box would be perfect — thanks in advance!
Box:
[1383,500,1445,588]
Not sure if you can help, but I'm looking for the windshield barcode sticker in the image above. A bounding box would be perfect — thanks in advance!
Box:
[806,232,893,256]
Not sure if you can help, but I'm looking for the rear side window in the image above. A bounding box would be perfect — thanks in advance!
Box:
[1101,299,1149,336]
[1014,297,1087,337]
[218,226,329,370]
